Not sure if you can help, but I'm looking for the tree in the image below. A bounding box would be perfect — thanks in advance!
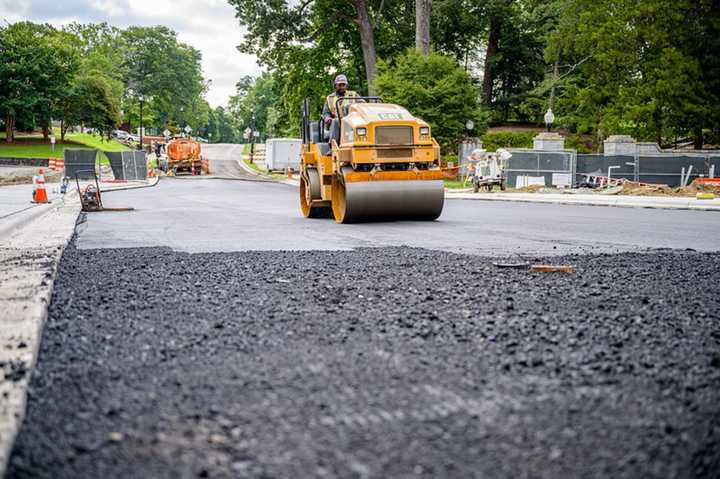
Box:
[0,22,79,142]
[63,75,121,139]
[229,0,384,94]
[375,49,485,150]
[548,0,720,147]
[120,26,206,132]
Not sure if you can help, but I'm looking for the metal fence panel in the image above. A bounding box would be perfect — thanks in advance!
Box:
[64,149,97,179]
[106,152,125,179]
[506,150,575,188]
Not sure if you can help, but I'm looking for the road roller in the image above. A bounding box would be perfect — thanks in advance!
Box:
[299,97,445,223]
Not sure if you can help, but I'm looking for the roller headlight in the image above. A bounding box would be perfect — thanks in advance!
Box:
[419,126,430,138]
[356,127,367,137]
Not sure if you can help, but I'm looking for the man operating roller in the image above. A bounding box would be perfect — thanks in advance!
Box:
[322,74,359,144]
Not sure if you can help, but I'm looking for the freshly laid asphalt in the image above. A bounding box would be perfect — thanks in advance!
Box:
[7,144,720,478]
[8,245,720,478]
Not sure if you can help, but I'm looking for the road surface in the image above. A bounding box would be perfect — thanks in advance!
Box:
[69,142,720,255]
[8,144,720,479]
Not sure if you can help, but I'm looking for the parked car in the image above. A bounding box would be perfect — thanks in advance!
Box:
[128,134,140,143]
[112,130,130,140]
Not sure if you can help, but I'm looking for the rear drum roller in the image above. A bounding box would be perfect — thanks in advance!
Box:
[300,170,331,218]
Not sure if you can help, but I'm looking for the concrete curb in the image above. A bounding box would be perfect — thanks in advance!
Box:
[0,198,65,240]
[445,192,720,211]
[0,197,81,475]
[99,176,160,193]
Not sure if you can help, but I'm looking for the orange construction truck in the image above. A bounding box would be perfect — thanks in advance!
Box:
[162,138,204,175]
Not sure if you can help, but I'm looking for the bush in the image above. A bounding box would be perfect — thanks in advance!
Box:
[375,50,486,152]
[480,131,534,151]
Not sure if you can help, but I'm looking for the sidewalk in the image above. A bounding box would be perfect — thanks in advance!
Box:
[446,191,720,211]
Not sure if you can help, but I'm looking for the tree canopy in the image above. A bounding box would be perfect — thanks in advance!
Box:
[0,21,212,143]
[230,0,720,149]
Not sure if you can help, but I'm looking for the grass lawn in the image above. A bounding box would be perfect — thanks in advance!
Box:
[444,178,471,189]
[243,158,264,173]
[0,131,130,165]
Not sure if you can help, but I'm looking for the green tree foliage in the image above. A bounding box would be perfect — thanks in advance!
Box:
[63,75,121,138]
[375,50,486,150]
[0,22,79,142]
[548,0,720,147]
[228,73,281,138]
[0,21,212,143]
[120,26,207,132]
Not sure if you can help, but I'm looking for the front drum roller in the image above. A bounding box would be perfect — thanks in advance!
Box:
[331,167,444,223]
[300,168,332,218]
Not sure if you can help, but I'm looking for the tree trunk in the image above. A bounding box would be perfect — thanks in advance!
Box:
[5,115,14,143]
[482,0,512,106]
[42,123,50,140]
[482,17,501,105]
[353,0,377,95]
[61,119,66,142]
[693,128,704,150]
[415,0,432,55]
[549,55,560,110]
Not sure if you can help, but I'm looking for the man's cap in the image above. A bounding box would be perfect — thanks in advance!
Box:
[334,74,348,85]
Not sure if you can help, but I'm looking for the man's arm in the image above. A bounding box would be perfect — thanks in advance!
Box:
[322,100,333,124]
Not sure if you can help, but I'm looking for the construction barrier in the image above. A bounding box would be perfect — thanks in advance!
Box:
[105,151,147,181]
[201,156,209,174]
[48,157,64,172]
[64,149,98,180]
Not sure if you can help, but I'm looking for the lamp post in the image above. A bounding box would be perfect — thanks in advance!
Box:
[544,108,555,132]
[250,112,256,164]
[465,119,475,140]
[139,94,145,150]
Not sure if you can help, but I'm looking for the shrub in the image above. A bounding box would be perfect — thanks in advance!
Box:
[375,50,486,152]
[480,131,534,151]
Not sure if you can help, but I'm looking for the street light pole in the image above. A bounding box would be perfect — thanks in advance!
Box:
[139,94,145,150]
[250,112,256,164]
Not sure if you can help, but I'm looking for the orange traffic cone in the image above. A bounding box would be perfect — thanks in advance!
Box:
[32,169,49,204]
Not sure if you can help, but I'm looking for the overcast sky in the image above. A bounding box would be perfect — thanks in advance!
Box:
[1,0,262,107]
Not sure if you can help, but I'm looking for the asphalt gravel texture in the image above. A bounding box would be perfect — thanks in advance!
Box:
[8,241,720,479]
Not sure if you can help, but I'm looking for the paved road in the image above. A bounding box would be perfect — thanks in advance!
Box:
[76,169,720,256]
[8,144,720,478]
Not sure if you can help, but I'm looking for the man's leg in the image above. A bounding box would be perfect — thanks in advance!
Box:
[331,119,340,144]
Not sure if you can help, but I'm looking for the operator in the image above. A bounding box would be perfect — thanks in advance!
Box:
[322,74,359,143]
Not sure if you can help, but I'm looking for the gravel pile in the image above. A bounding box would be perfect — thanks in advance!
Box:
[8,243,720,478]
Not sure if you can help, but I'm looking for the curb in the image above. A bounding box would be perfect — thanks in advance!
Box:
[99,176,160,193]
[445,193,720,211]
[0,198,65,240]
[0,198,81,475]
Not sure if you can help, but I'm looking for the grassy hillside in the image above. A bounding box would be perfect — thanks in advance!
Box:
[0,131,130,163]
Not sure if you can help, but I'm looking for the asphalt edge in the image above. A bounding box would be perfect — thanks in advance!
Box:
[0,174,158,475]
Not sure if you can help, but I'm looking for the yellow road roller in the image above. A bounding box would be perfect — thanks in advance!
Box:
[299,97,445,223]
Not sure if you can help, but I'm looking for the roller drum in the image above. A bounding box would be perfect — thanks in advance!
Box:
[333,173,444,223]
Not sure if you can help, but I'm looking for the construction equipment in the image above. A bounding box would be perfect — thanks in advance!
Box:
[466,148,510,192]
[75,171,134,212]
[161,138,203,175]
[299,97,444,223]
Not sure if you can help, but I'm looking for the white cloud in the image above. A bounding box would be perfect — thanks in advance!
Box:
[3,0,262,107]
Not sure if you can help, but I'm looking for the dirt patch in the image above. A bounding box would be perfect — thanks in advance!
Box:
[620,180,720,197]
